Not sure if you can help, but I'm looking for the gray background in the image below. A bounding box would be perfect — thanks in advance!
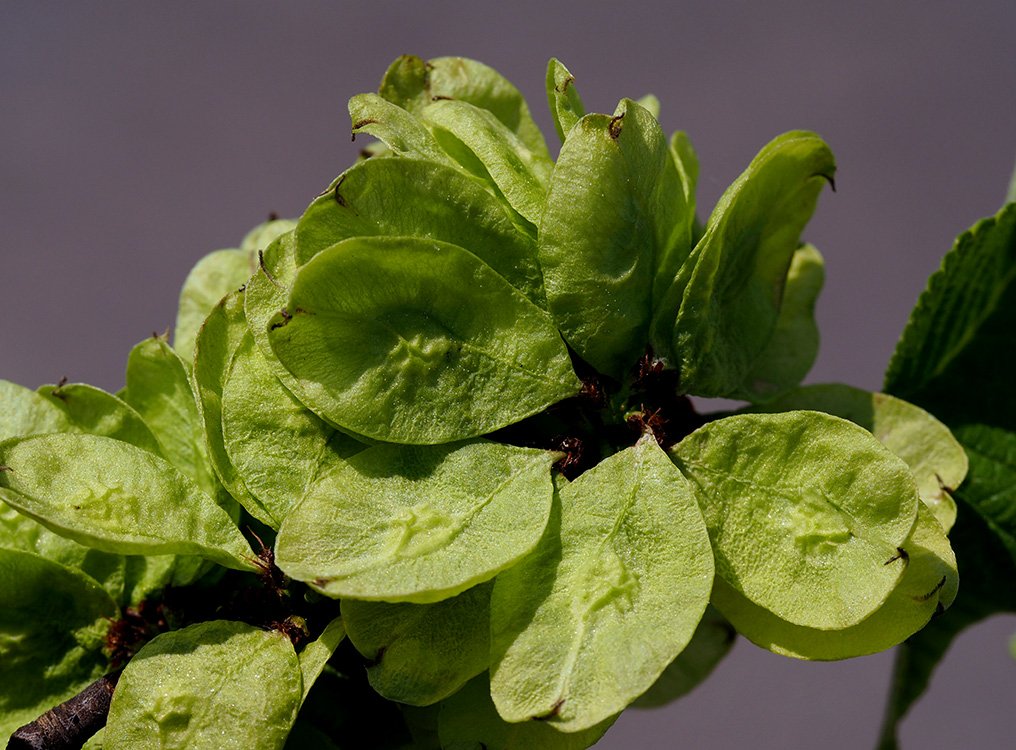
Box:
[2,2,1014,747]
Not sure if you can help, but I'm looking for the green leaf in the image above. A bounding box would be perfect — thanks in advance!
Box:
[266,236,579,444]
[349,93,452,165]
[879,204,1016,744]
[950,423,1016,562]
[490,437,713,731]
[192,290,263,517]
[173,248,253,360]
[539,99,691,378]
[294,157,545,306]
[885,203,1016,429]
[276,440,555,603]
[545,58,585,143]
[0,548,117,738]
[421,99,552,226]
[734,244,825,403]
[0,378,73,441]
[713,500,957,660]
[222,333,363,528]
[439,675,617,750]
[297,617,346,703]
[671,410,918,629]
[104,621,301,750]
[123,336,222,503]
[37,382,164,456]
[0,433,255,571]
[876,503,1016,749]
[632,605,735,708]
[755,384,967,533]
[341,580,493,705]
[426,56,551,163]
[654,131,835,396]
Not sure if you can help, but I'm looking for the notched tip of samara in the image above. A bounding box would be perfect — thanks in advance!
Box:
[350,118,380,142]
[608,112,625,140]
[269,308,292,331]
[555,75,575,94]
[364,645,386,667]
[883,547,909,566]
[817,172,836,192]
[532,698,566,721]
[913,575,948,603]
[0,465,12,472]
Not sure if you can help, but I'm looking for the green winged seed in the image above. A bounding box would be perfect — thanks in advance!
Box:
[756,384,967,532]
[439,675,617,750]
[0,433,255,571]
[378,54,431,112]
[222,333,362,528]
[0,499,126,603]
[546,58,585,143]
[123,336,221,501]
[539,99,690,378]
[671,410,919,629]
[712,499,957,660]
[240,217,298,254]
[349,93,453,165]
[37,382,163,456]
[427,56,551,162]
[192,290,265,520]
[275,441,556,603]
[632,605,736,708]
[0,548,117,739]
[266,236,580,444]
[1,379,130,602]
[297,617,346,703]
[341,580,493,706]
[104,621,301,750]
[0,378,73,442]
[490,437,714,732]
[734,244,825,403]
[885,202,1016,429]
[421,99,553,227]
[654,131,835,396]
[173,247,254,360]
[294,157,545,306]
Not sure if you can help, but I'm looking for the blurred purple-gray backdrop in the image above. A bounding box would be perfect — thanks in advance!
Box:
[2,2,1014,747]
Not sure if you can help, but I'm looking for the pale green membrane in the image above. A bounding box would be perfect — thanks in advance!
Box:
[104,621,301,750]
[422,99,552,226]
[222,333,362,528]
[173,247,253,360]
[490,438,713,732]
[632,605,735,708]
[545,58,585,143]
[266,236,579,444]
[756,384,966,532]
[0,548,117,738]
[440,675,617,750]
[276,440,555,603]
[735,244,825,403]
[713,501,957,659]
[294,156,544,306]
[671,411,919,629]
[654,131,835,395]
[0,433,255,571]
[341,579,494,705]
[539,100,690,378]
